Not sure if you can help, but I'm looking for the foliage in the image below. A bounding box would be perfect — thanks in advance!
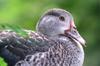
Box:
[0,57,7,66]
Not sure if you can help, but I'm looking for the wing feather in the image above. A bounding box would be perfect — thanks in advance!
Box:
[0,30,53,66]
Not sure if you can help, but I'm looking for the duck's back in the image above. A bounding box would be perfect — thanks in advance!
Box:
[0,30,52,66]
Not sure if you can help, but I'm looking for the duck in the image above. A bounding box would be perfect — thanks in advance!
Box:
[0,8,86,66]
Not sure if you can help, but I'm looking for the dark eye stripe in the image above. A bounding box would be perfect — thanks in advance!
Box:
[46,12,60,16]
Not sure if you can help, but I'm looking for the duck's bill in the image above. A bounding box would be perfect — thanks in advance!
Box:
[65,29,86,47]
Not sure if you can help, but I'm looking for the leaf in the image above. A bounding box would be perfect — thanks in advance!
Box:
[0,57,7,66]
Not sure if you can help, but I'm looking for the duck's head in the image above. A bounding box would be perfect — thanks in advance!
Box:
[37,8,85,46]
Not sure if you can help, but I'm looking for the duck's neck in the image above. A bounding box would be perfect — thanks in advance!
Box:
[48,35,84,54]
[49,35,70,41]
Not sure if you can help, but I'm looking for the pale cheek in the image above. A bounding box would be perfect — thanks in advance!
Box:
[59,27,67,34]
[64,21,71,30]
[63,23,70,31]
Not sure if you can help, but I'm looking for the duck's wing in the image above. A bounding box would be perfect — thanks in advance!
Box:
[0,30,53,66]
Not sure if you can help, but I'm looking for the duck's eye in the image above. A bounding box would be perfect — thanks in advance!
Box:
[59,16,65,21]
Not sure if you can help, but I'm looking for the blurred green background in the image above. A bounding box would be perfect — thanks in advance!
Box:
[0,0,100,66]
